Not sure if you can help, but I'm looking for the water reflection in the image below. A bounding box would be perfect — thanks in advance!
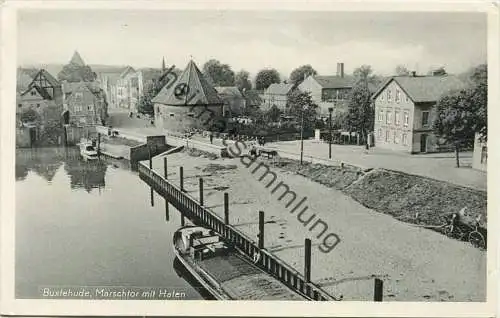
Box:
[16,147,109,192]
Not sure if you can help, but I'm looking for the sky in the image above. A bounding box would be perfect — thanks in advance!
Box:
[17,10,487,79]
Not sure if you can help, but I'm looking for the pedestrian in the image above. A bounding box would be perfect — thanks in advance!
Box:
[129,112,133,118]
[209,132,214,144]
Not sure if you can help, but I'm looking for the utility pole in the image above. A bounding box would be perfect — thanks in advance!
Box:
[328,107,333,159]
[300,107,305,165]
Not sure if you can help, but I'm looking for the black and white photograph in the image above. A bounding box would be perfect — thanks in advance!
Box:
[0,0,497,316]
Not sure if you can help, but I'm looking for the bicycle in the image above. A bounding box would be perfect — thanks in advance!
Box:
[468,216,486,250]
[442,213,467,240]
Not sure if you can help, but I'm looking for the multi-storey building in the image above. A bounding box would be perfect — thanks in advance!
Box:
[62,81,108,127]
[262,83,296,111]
[371,73,466,153]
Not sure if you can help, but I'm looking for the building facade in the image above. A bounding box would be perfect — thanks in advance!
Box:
[152,60,224,133]
[372,74,466,153]
[214,86,246,117]
[17,69,64,125]
[262,83,296,111]
[62,81,108,127]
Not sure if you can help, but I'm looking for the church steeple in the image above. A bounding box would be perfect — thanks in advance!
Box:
[162,57,166,72]
[70,51,85,66]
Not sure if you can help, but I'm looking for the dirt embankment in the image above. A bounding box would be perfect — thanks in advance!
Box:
[267,158,487,238]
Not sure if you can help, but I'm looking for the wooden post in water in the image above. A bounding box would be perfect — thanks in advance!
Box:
[180,166,184,192]
[181,214,185,226]
[199,178,204,206]
[304,238,311,283]
[224,193,229,224]
[258,211,265,249]
[148,146,153,169]
[164,156,168,179]
[374,278,383,302]
[150,188,154,207]
[97,133,101,156]
[165,198,169,221]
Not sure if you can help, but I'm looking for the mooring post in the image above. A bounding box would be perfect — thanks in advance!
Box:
[258,211,265,249]
[150,188,154,207]
[224,193,229,224]
[199,178,204,206]
[374,278,383,302]
[180,166,184,192]
[165,199,169,222]
[148,147,153,169]
[97,133,101,156]
[163,156,168,179]
[304,238,311,283]
[181,214,185,226]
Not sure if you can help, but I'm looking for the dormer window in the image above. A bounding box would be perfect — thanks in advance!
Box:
[30,90,36,96]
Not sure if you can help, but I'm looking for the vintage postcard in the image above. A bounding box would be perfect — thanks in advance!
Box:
[1,0,498,316]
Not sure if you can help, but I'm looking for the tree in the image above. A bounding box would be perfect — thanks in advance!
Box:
[286,91,318,131]
[137,82,157,116]
[255,69,281,91]
[346,83,374,145]
[434,64,487,167]
[289,65,317,85]
[202,59,235,86]
[57,64,96,82]
[235,70,252,91]
[266,105,282,123]
[433,90,476,167]
[395,65,410,76]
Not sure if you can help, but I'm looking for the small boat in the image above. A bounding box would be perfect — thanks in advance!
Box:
[79,139,99,161]
[173,225,305,300]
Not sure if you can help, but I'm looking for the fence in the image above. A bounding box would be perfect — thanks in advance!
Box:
[138,161,338,301]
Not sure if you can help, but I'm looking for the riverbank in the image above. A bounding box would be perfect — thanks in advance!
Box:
[147,151,486,301]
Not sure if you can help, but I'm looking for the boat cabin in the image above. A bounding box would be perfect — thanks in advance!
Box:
[180,227,229,261]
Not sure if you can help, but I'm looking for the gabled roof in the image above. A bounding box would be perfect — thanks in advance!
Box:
[242,90,263,106]
[311,75,355,89]
[70,51,86,66]
[32,69,60,87]
[152,60,223,106]
[63,81,103,98]
[371,75,467,103]
[21,85,52,100]
[120,66,136,78]
[214,86,243,98]
[265,83,295,95]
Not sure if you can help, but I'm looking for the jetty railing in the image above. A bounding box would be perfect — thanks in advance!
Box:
[138,161,337,301]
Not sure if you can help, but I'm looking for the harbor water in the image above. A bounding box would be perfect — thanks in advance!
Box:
[15,147,211,300]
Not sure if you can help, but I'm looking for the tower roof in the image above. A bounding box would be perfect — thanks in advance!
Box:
[70,51,86,66]
[152,60,223,106]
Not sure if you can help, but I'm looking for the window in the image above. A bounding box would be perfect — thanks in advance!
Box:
[404,111,409,127]
[422,111,430,127]
[88,105,94,111]
[393,131,399,144]
[402,133,408,145]
[386,111,392,124]
[378,128,382,138]
[395,111,400,125]
[378,109,384,122]
[395,89,401,103]
[405,95,409,103]
[36,103,40,108]
[169,113,175,117]
[386,89,392,102]
[385,130,390,142]
[187,112,195,117]
[380,93,384,101]
[30,90,36,96]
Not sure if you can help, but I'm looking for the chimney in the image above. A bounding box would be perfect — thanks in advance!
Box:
[336,63,344,78]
